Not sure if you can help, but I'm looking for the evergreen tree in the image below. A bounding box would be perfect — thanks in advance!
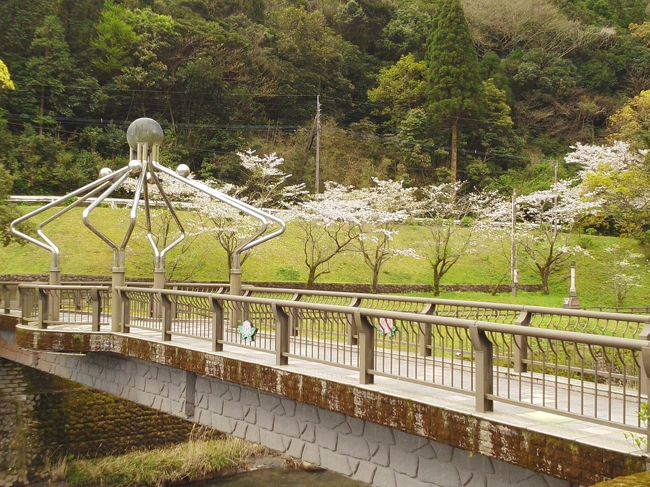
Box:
[426,0,482,181]
[24,15,76,134]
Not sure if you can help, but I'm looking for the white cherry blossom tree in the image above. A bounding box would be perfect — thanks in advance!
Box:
[603,246,645,307]
[419,182,499,296]
[566,141,650,237]
[352,179,420,292]
[287,183,365,286]
[509,179,600,294]
[194,151,306,274]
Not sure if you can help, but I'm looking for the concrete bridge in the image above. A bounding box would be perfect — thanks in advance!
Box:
[2,280,650,487]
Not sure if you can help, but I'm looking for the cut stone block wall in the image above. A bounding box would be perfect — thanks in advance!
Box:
[0,358,196,487]
[6,350,568,487]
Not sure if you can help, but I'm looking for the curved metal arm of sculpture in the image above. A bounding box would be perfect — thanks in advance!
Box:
[82,170,136,265]
[153,162,286,258]
[146,169,186,267]
[154,162,271,265]
[38,181,114,263]
[121,169,146,251]
[10,167,130,267]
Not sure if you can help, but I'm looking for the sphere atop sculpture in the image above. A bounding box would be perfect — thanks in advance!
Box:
[99,167,113,178]
[176,164,191,177]
[126,118,164,149]
[128,159,143,174]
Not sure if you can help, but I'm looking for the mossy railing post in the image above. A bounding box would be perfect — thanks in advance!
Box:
[289,293,302,337]
[419,303,436,357]
[20,287,36,324]
[229,255,242,328]
[354,311,375,385]
[90,288,101,332]
[641,346,650,451]
[242,289,252,322]
[211,297,224,352]
[2,284,11,313]
[161,292,172,341]
[469,323,494,413]
[112,266,126,332]
[639,324,650,395]
[49,268,61,323]
[170,284,178,319]
[120,289,130,333]
[37,287,49,329]
[347,297,362,346]
[74,289,82,310]
[273,303,289,366]
[514,311,532,373]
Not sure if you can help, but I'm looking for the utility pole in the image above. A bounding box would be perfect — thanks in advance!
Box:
[553,160,559,239]
[511,189,518,297]
[315,94,321,194]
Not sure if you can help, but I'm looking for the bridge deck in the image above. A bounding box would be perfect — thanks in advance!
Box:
[39,320,644,458]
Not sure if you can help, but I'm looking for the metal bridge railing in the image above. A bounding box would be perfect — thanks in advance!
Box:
[14,282,650,447]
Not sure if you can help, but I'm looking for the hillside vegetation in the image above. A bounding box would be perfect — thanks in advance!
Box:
[0,0,648,193]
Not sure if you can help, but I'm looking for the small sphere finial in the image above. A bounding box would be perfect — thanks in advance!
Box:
[99,167,113,178]
[176,164,191,177]
[126,118,164,149]
[128,159,143,174]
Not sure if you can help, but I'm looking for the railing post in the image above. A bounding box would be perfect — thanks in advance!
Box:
[90,288,101,332]
[419,303,436,357]
[353,311,375,385]
[640,346,650,451]
[161,292,172,342]
[273,303,290,366]
[170,285,178,319]
[74,289,82,310]
[242,290,252,322]
[37,288,49,330]
[347,297,362,346]
[514,311,532,373]
[112,269,126,332]
[639,324,650,395]
[211,297,224,352]
[468,324,494,413]
[2,284,10,314]
[20,287,36,323]
[289,293,302,337]
[120,290,130,333]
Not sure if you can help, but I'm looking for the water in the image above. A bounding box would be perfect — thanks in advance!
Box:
[199,469,365,486]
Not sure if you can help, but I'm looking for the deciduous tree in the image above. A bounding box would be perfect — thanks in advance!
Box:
[419,181,496,295]
[353,179,420,292]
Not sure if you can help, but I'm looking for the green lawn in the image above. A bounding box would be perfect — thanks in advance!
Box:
[1,205,649,308]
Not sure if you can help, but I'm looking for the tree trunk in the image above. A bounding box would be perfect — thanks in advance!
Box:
[307,268,317,287]
[450,117,459,182]
[371,267,380,294]
[433,275,441,296]
[541,270,550,295]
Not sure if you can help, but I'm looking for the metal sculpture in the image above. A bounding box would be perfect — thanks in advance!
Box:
[10,118,285,329]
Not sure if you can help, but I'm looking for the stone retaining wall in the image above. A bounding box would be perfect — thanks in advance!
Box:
[0,358,197,487]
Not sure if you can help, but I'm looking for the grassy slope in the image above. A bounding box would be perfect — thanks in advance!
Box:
[1,206,649,308]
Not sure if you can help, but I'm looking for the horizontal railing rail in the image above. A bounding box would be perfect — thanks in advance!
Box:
[18,283,650,445]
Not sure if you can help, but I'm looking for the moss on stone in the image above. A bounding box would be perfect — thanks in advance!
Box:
[594,471,650,486]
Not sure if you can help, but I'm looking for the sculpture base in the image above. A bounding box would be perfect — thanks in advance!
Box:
[563,296,581,309]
